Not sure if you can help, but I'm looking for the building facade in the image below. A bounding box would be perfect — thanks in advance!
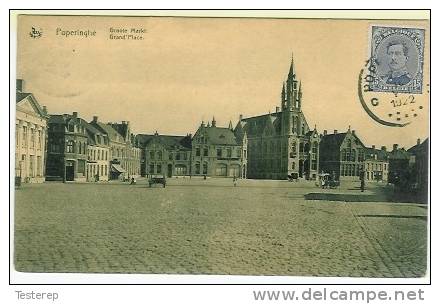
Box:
[45,112,89,182]
[192,118,247,178]
[85,123,110,182]
[15,79,48,183]
[364,145,389,182]
[237,59,320,180]
[90,117,129,180]
[319,128,366,180]
[137,132,192,177]
[387,144,411,185]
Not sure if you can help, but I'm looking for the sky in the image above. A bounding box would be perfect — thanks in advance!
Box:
[16,15,429,150]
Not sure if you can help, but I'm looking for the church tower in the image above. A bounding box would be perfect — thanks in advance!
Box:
[281,56,302,136]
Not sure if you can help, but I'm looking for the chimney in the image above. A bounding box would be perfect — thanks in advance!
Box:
[381,146,387,151]
[372,145,376,150]
[334,130,338,134]
[42,106,47,115]
[352,130,356,135]
[323,130,327,136]
[72,112,78,118]
[239,114,243,122]
[276,106,280,113]
[93,116,98,122]
[16,79,24,92]
[393,144,398,151]
[417,138,421,145]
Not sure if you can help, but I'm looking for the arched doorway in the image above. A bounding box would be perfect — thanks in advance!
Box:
[175,164,187,176]
[229,165,240,177]
[167,164,173,178]
[215,164,227,176]
[299,160,304,178]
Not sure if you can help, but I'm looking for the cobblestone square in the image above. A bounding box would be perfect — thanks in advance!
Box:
[14,179,427,277]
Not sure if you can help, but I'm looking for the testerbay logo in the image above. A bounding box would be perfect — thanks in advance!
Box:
[29,27,42,39]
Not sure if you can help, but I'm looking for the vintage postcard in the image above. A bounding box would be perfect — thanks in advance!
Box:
[13,11,430,281]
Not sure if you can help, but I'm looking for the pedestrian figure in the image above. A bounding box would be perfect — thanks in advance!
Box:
[233,176,237,187]
[360,170,365,192]
[130,177,136,185]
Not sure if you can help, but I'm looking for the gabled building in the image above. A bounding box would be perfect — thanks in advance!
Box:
[319,128,366,180]
[192,118,247,178]
[136,132,192,177]
[15,79,48,183]
[408,138,429,200]
[89,117,129,180]
[237,58,320,180]
[45,112,89,181]
[364,145,389,182]
[387,144,411,185]
[85,123,110,182]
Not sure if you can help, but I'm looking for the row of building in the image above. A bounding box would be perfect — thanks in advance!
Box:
[15,58,428,190]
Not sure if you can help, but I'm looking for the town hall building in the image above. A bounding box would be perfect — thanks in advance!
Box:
[235,58,320,180]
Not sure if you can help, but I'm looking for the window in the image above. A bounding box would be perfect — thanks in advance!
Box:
[292,162,295,170]
[169,153,173,160]
[22,126,27,147]
[176,152,181,160]
[105,165,107,176]
[291,142,297,157]
[195,163,200,174]
[149,151,155,159]
[37,156,42,176]
[182,152,187,160]
[157,151,162,160]
[217,149,222,158]
[98,150,100,160]
[311,160,317,170]
[202,163,208,174]
[16,127,19,147]
[351,149,356,162]
[101,165,104,176]
[203,147,208,156]
[196,147,201,156]
[30,129,35,149]
[157,164,162,174]
[67,140,74,153]
[149,164,154,174]
[227,148,232,158]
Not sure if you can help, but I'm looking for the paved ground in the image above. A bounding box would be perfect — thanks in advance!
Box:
[14,178,427,277]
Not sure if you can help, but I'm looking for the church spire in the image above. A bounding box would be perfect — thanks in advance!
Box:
[288,53,296,80]
[212,116,216,127]
[281,82,286,101]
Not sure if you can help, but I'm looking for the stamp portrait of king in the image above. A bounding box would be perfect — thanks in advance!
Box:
[370,26,425,94]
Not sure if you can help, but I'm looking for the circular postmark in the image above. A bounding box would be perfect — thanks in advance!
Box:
[358,58,427,127]
[358,25,428,127]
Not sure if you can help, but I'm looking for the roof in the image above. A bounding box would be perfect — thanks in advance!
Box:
[91,121,125,143]
[320,131,365,151]
[85,123,108,146]
[16,92,32,103]
[136,134,192,150]
[408,138,429,154]
[319,132,348,150]
[200,126,241,145]
[241,112,282,137]
[388,148,411,160]
[365,147,389,161]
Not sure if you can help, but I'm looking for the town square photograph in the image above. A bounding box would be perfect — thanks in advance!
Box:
[13,13,429,279]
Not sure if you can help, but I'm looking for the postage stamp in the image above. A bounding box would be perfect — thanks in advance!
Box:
[369,26,425,94]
